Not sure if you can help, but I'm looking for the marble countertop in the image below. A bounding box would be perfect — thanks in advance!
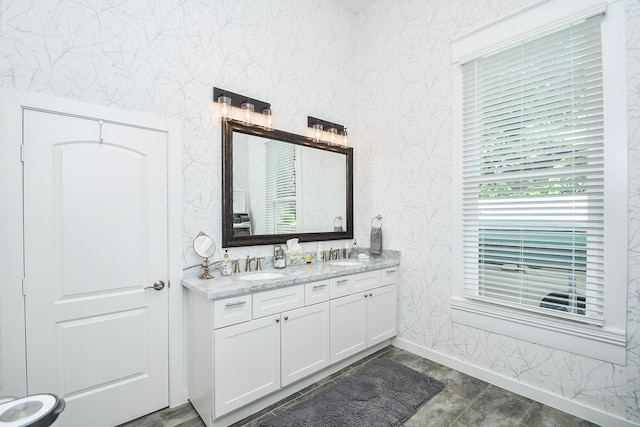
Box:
[182,250,400,300]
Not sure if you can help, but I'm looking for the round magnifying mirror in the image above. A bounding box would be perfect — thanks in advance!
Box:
[193,231,216,279]
[194,232,216,258]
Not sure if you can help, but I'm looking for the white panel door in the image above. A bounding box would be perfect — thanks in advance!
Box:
[329,293,366,364]
[366,284,397,346]
[214,316,281,416]
[23,110,169,427]
[281,302,330,386]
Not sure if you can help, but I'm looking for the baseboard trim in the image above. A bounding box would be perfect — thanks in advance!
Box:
[392,337,634,427]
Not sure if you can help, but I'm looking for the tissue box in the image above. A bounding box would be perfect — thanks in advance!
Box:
[287,252,309,266]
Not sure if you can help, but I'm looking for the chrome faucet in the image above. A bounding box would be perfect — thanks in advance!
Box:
[245,256,256,272]
[329,248,341,260]
[256,257,264,270]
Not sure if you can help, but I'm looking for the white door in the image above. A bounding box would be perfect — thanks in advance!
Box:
[23,109,169,427]
[329,293,366,364]
[366,284,397,346]
[281,302,330,386]
[214,316,281,416]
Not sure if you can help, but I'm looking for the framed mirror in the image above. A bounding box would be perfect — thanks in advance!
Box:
[222,120,353,247]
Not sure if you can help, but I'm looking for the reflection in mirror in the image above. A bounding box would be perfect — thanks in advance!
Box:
[193,231,216,279]
[223,120,353,247]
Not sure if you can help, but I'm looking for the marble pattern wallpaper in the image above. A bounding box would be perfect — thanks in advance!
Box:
[1,0,638,424]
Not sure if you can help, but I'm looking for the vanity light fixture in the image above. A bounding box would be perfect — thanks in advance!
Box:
[241,102,254,126]
[218,95,232,121]
[342,128,348,147]
[313,123,323,143]
[328,127,338,145]
[307,116,347,145]
[213,87,272,128]
[263,108,274,131]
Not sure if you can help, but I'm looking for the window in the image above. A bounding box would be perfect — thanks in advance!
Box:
[463,15,603,324]
[451,0,627,364]
[265,140,297,234]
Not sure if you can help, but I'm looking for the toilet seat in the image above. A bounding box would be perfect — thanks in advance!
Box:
[0,394,64,427]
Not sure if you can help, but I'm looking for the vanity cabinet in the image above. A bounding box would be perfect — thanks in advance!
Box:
[330,270,397,364]
[186,264,398,427]
[211,284,329,417]
[213,302,330,415]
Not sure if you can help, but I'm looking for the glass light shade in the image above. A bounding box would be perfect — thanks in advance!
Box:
[313,124,323,143]
[342,128,348,146]
[263,108,273,131]
[328,128,338,145]
[241,102,254,126]
[218,95,232,121]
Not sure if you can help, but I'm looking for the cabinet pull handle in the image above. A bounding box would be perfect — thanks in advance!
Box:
[386,269,397,274]
[225,301,247,308]
[313,284,327,289]
[337,279,349,284]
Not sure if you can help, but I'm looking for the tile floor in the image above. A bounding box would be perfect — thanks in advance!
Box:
[120,346,599,427]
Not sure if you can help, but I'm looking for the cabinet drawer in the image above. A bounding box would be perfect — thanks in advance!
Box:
[329,276,352,299]
[253,285,304,319]
[213,295,252,329]
[305,280,330,305]
[380,267,399,286]
[351,270,380,293]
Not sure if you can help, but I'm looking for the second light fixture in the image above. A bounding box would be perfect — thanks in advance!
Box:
[307,116,348,146]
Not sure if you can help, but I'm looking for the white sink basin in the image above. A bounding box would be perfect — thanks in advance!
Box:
[329,260,363,266]
[239,272,285,281]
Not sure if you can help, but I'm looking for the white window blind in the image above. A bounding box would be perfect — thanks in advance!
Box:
[265,140,297,234]
[461,15,604,324]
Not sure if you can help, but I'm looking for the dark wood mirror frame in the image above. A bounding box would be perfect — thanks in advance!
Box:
[222,120,354,247]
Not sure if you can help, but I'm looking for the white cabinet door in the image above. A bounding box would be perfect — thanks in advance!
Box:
[214,315,281,416]
[329,293,366,364]
[366,284,397,347]
[281,302,330,386]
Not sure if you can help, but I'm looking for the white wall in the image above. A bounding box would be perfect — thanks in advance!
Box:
[1,0,638,424]
[353,0,639,424]
[0,0,356,266]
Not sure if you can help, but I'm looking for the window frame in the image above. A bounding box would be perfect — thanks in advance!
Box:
[451,0,627,364]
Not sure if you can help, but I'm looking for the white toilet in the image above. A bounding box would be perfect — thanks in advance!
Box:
[0,394,65,427]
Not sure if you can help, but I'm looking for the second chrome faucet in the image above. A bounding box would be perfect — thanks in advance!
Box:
[245,256,264,271]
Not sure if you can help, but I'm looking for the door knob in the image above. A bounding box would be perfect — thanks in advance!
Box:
[145,280,165,291]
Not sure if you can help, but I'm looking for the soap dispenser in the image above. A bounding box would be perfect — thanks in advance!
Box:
[316,242,323,263]
[274,245,286,269]
[351,239,359,258]
[221,250,233,276]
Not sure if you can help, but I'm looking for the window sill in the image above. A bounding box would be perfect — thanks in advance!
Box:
[451,297,626,365]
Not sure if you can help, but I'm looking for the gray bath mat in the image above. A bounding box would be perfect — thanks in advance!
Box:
[258,358,444,427]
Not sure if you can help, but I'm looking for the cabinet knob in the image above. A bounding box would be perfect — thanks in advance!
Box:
[369,293,373,297]
[275,317,280,323]
[284,315,289,321]
[364,294,368,298]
